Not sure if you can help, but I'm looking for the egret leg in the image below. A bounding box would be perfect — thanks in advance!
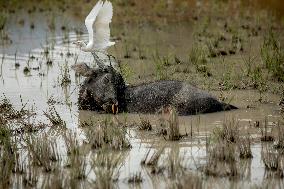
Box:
[91,52,105,69]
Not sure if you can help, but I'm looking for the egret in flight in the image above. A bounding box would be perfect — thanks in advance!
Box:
[73,0,115,68]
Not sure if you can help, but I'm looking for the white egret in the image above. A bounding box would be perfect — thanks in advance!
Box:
[73,0,115,68]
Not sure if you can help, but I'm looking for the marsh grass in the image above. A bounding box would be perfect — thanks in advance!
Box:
[262,145,284,178]
[203,141,239,177]
[0,12,7,31]
[230,33,243,52]
[41,168,70,189]
[261,30,284,82]
[169,173,203,189]
[138,116,152,131]
[189,45,208,66]
[84,118,131,150]
[203,118,243,177]
[127,172,143,184]
[152,51,171,80]
[159,107,181,141]
[260,117,274,142]
[141,146,165,175]
[141,147,162,167]
[123,44,131,59]
[63,130,80,155]
[252,67,268,102]
[273,121,284,149]
[23,162,39,188]
[92,150,123,188]
[24,134,60,172]
[0,137,16,188]
[44,106,66,129]
[213,118,239,143]
[164,148,185,179]
[67,153,87,180]
[60,61,71,86]
[238,136,253,159]
[0,95,30,120]
[166,108,181,141]
[0,12,11,44]
[242,52,257,77]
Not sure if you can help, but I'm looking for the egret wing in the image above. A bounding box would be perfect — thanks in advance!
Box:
[93,1,114,50]
[85,0,103,44]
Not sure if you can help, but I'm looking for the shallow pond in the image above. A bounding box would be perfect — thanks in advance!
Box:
[0,1,284,188]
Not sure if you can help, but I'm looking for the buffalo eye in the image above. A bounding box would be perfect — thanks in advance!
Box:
[103,76,110,84]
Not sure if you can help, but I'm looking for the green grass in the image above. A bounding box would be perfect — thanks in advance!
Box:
[261,30,284,82]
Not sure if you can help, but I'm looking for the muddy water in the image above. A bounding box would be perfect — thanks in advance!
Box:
[0,5,283,189]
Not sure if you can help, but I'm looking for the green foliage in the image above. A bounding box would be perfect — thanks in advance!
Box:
[120,63,133,81]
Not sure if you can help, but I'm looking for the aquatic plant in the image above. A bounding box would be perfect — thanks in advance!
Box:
[67,153,87,180]
[262,145,284,178]
[91,150,123,188]
[59,61,71,86]
[213,118,239,143]
[164,148,185,179]
[273,121,284,149]
[84,118,131,150]
[63,130,80,155]
[23,163,39,188]
[0,135,16,188]
[238,136,253,159]
[0,95,30,120]
[203,141,239,177]
[141,146,165,175]
[24,134,60,172]
[138,116,152,131]
[41,168,70,189]
[260,117,274,142]
[165,107,181,141]
[43,106,66,129]
[127,172,143,184]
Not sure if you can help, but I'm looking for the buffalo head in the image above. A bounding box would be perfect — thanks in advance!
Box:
[72,63,126,114]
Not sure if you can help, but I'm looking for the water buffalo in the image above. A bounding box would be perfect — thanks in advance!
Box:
[72,63,237,115]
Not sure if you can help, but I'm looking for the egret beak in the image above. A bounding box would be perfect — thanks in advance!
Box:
[112,103,118,114]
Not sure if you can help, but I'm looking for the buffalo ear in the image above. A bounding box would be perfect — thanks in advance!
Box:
[91,68,103,77]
